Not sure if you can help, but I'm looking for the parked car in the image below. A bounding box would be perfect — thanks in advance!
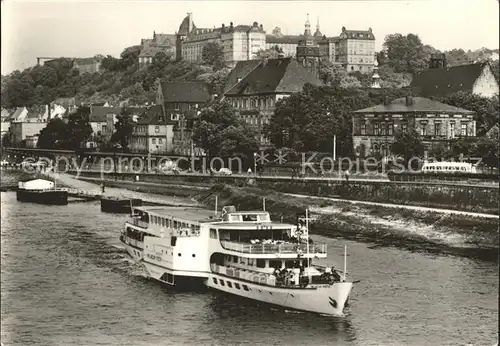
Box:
[218,168,232,176]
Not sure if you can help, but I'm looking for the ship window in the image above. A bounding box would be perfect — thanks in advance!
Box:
[234,283,241,289]
[210,229,217,239]
[220,280,225,286]
[227,281,233,288]
[242,285,250,291]
[171,237,177,246]
[162,218,166,227]
[256,259,265,268]
[248,258,254,266]
[213,278,218,284]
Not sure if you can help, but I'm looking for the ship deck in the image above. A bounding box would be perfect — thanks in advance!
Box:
[133,206,216,222]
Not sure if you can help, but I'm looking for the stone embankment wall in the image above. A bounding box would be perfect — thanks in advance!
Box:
[70,171,499,215]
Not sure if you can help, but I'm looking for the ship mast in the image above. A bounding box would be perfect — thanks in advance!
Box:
[305,208,310,267]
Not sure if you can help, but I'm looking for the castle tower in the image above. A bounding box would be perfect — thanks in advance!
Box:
[371,59,381,88]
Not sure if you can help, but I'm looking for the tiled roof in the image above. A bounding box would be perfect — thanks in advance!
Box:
[223,60,261,93]
[225,58,322,96]
[11,107,27,122]
[127,107,147,115]
[136,105,176,125]
[353,97,475,114]
[89,106,122,122]
[159,81,212,103]
[410,62,491,97]
[340,28,375,40]
[153,34,176,46]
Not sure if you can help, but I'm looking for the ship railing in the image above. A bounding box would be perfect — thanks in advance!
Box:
[130,218,149,228]
[219,240,327,255]
[211,263,277,287]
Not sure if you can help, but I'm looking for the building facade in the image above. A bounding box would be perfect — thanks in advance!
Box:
[138,32,177,66]
[181,20,266,66]
[335,27,376,72]
[224,57,322,147]
[130,105,176,154]
[352,96,476,158]
[156,81,212,155]
[411,55,499,98]
[73,56,103,74]
[10,122,47,147]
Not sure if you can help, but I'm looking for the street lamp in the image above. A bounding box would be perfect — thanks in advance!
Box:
[253,152,257,176]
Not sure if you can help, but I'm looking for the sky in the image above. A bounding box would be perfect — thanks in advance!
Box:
[1,0,499,75]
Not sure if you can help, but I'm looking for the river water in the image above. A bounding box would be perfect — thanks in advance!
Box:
[1,189,498,346]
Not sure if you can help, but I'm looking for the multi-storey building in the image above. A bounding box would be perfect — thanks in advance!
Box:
[156,81,213,155]
[181,19,266,66]
[411,54,499,98]
[265,17,375,73]
[130,105,176,154]
[138,32,177,66]
[335,27,376,72]
[224,57,322,147]
[352,96,476,158]
[73,56,103,74]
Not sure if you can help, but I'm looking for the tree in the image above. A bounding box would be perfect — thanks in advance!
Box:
[437,91,499,136]
[490,60,500,83]
[192,102,259,158]
[120,82,147,105]
[64,106,93,149]
[202,42,225,70]
[152,52,172,69]
[1,131,12,148]
[111,107,135,149]
[196,67,232,94]
[1,70,36,108]
[37,118,68,149]
[383,33,438,73]
[472,131,499,170]
[391,129,424,169]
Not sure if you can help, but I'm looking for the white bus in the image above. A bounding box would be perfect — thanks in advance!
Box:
[421,161,477,174]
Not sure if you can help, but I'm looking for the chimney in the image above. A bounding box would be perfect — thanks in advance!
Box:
[188,13,193,32]
[383,96,390,105]
[405,95,414,106]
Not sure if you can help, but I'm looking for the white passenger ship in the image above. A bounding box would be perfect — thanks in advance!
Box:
[120,203,353,316]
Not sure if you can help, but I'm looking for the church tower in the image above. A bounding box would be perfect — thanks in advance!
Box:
[296,14,321,77]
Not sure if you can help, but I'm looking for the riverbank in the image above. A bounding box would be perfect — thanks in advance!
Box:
[196,184,498,260]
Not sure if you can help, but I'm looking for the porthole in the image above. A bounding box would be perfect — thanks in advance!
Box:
[192,254,196,258]
[178,253,182,257]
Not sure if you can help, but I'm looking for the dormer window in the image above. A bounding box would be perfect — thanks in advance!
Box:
[171,113,180,121]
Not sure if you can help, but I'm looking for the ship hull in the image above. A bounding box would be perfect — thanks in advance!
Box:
[206,273,352,316]
[120,235,144,261]
[16,189,68,205]
[142,260,208,290]
[101,198,142,214]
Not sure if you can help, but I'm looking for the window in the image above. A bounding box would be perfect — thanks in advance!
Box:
[152,138,156,144]
[234,283,241,289]
[159,139,163,144]
[420,122,428,136]
[387,123,394,135]
[242,285,250,291]
[380,122,386,135]
[256,259,266,268]
[210,229,217,239]
[374,123,380,135]
[434,122,442,136]
[227,281,233,288]
[155,126,160,133]
[213,278,218,284]
[220,280,225,286]
[402,123,408,133]
[361,122,366,135]
[450,122,455,138]
[461,123,467,136]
